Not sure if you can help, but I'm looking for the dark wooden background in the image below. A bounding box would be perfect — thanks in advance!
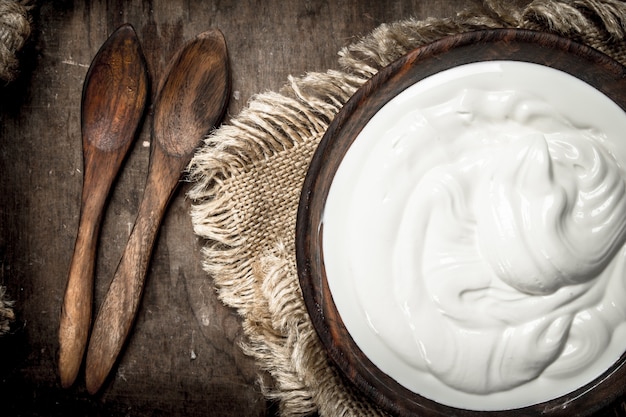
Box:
[12,0,620,416]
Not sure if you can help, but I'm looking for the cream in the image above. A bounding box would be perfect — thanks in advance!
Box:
[322,61,626,410]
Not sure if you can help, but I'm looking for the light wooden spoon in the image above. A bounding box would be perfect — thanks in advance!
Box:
[58,23,149,389]
[84,28,230,394]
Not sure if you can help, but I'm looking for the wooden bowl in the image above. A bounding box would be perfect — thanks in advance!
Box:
[296,29,626,416]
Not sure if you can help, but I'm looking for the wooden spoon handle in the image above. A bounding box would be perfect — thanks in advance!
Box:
[58,159,108,388]
[84,148,182,394]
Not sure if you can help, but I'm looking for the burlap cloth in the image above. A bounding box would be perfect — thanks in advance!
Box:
[188,1,626,415]
[0,0,31,83]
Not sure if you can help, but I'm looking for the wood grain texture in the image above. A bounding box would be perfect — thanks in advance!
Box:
[84,29,229,395]
[0,1,547,416]
[297,29,626,417]
[58,22,149,390]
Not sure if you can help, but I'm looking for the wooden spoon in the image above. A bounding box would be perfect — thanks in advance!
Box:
[58,23,149,389]
[84,28,230,394]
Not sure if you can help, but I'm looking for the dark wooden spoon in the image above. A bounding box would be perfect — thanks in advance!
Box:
[84,28,230,394]
[58,23,149,389]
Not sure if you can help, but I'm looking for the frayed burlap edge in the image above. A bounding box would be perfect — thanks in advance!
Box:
[0,0,33,83]
[188,1,626,416]
[0,286,15,335]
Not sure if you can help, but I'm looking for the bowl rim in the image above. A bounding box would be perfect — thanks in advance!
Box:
[296,28,626,417]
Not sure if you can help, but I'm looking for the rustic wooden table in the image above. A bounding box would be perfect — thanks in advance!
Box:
[6,0,602,416]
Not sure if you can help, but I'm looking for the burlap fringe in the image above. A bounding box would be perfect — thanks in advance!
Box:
[0,0,32,83]
[188,1,626,416]
[0,286,15,335]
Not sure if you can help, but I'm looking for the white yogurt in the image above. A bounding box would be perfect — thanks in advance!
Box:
[322,61,626,410]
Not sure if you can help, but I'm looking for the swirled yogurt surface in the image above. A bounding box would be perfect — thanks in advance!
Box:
[322,61,626,410]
